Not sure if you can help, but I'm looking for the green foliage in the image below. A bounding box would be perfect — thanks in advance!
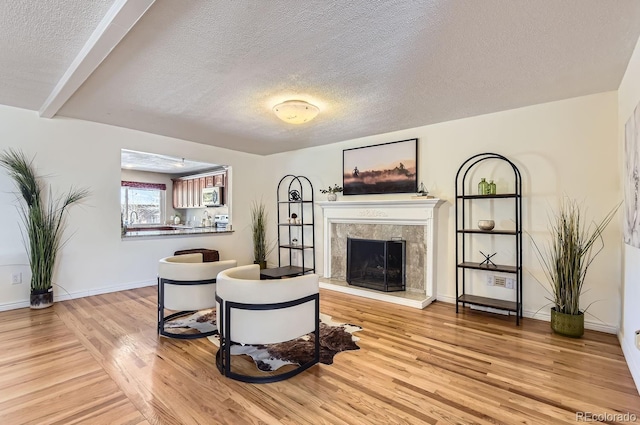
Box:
[250,199,272,263]
[531,198,619,315]
[0,149,89,293]
[319,184,343,194]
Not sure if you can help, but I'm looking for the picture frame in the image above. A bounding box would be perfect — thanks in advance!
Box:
[624,101,640,248]
[343,138,418,195]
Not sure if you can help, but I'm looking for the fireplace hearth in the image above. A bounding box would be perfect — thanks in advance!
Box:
[347,238,406,292]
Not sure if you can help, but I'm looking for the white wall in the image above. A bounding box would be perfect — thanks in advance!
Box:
[268,91,622,332]
[0,106,265,309]
[618,33,640,392]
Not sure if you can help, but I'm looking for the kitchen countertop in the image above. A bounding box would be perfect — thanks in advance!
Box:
[122,224,233,239]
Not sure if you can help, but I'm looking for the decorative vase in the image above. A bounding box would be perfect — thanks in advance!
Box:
[478,178,488,195]
[254,260,267,269]
[327,193,337,201]
[30,288,54,309]
[550,307,584,337]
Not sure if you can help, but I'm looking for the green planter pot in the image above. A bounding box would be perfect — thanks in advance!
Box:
[550,307,584,338]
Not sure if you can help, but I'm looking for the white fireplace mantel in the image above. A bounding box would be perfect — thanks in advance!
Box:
[317,198,444,308]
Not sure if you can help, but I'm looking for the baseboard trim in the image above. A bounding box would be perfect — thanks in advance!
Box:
[620,332,640,395]
[320,281,435,309]
[0,279,157,311]
[437,295,618,334]
[0,300,30,311]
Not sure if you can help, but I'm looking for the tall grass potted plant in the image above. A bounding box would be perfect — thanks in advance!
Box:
[250,199,273,269]
[531,198,619,337]
[0,149,89,309]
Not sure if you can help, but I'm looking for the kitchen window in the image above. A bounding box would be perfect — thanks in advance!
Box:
[121,181,166,225]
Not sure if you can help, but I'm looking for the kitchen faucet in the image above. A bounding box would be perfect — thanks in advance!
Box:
[129,211,138,224]
[202,211,211,227]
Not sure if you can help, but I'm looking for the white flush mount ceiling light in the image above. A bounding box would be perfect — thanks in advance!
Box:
[273,100,319,124]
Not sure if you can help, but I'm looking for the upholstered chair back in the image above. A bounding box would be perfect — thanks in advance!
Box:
[216,264,319,345]
[159,254,236,311]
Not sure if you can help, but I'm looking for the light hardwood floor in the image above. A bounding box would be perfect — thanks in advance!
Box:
[1,287,639,424]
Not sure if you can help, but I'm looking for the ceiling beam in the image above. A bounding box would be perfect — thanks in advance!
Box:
[39,0,155,118]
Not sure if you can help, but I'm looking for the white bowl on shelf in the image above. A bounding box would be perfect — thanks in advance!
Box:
[478,220,495,231]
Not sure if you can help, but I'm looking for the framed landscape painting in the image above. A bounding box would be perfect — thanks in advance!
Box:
[343,138,418,195]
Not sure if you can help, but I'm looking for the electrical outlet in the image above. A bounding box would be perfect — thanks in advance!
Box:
[11,272,22,284]
[494,276,506,287]
[505,278,515,289]
[486,275,494,286]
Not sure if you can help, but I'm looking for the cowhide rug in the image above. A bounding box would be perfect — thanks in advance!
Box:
[164,311,362,371]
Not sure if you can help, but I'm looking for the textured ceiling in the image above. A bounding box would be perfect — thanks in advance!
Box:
[2,0,640,155]
[0,0,113,110]
[121,149,221,175]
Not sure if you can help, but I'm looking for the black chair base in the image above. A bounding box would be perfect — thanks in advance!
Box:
[215,293,320,383]
[157,275,218,340]
[158,310,218,339]
[215,344,318,383]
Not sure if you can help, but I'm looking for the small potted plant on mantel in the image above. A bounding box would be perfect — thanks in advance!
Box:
[320,184,343,201]
[530,197,619,337]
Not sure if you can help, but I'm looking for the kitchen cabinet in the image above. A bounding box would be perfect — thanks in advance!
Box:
[172,179,184,209]
[172,170,227,209]
[172,179,189,209]
[187,179,194,207]
[181,180,188,208]
[193,178,202,208]
[198,178,206,206]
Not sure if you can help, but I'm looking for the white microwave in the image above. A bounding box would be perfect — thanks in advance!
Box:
[202,187,222,207]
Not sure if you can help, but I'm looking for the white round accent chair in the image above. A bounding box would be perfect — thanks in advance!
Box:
[157,253,236,339]
[215,264,320,383]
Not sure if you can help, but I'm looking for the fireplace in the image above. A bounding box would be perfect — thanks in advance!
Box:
[318,199,443,309]
[347,238,406,292]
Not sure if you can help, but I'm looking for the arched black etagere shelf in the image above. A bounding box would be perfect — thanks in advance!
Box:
[274,175,315,276]
[455,153,523,325]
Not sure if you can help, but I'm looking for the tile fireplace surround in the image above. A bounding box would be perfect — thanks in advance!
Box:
[317,199,443,308]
